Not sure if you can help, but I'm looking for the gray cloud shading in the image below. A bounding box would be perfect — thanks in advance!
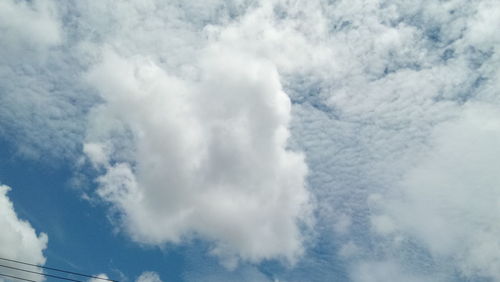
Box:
[1,0,500,281]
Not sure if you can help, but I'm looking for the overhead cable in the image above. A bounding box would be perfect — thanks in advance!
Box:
[0,257,117,282]
[0,272,37,282]
[0,263,82,282]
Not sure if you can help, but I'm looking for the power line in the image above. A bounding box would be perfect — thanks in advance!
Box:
[0,263,81,282]
[0,272,37,282]
[0,257,117,282]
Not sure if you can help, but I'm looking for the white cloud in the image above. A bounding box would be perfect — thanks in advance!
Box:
[370,215,396,236]
[88,273,109,282]
[83,143,109,169]
[0,0,93,162]
[0,0,61,57]
[84,46,311,265]
[77,0,500,278]
[0,184,48,282]
[136,271,162,282]
[378,103,500,280]
[1,0,500,279]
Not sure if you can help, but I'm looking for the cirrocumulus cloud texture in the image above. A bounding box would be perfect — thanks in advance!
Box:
[2,0,500,281]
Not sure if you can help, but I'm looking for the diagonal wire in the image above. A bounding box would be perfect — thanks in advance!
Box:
[0,272,37,282]
[0,263,82,282]
[0,258,117,282]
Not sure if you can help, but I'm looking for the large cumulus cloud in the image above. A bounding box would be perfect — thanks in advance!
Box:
[83,46,311,266]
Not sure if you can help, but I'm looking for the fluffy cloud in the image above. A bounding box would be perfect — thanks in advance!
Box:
[0,185,48,282]
[2,0,500,280]
[88,273,109,282]
[0,0,60,56]
[136,271,162,282]
[65,0,500,278]
[88,270,162,282]
[84,46,311,265]
[376,103,500,280]
[252,0,500,280]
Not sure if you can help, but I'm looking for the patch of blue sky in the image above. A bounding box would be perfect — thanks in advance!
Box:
[1,0,500,281]
[0,139,186,281]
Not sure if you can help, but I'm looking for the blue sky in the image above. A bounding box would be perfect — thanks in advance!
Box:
[1,0,500,281]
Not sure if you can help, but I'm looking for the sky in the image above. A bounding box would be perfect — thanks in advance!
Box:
[1,0,500,281]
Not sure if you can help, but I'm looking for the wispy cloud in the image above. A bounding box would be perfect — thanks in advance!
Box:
[1,0,500,280]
